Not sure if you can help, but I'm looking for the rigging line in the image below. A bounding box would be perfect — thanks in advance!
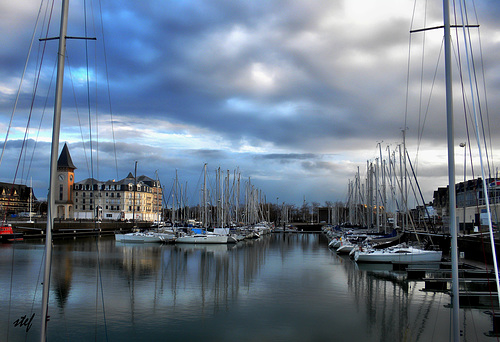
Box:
[416,40,444,150]
[26,58,57,194]
[470,0,495,181]
[457,4,496,220]
[405,0,423,171]
[0,1,45,168]
[88,0,100,184]
[459,1,500,310]
[406,149,435,233]
[416,0,428,161]
[23,0,57,185]
[451,0,479,190]
[462,7,493,181]
[84,0,95,188]
[66,59,92,177]
[2,0,56,224]
[84,1,108,338]
[97,0,119,181]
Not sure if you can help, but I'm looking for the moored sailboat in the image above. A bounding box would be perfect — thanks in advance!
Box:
[353,243,442,264]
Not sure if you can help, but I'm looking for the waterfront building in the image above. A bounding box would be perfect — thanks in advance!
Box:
[433,177,500,233]
[73,174,162,221]
[55,144,162,221]
[0,182,35,217]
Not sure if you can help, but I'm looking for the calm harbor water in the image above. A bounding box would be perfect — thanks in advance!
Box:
[0,233,495,341]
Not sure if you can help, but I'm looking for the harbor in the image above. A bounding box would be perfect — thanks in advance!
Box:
[1,1,500,341]
[1,232,498,341]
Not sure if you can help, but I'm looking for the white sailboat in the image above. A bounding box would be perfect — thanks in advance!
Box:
[354,243,442,264]
[176,166,234,244]
[175,232,231,244]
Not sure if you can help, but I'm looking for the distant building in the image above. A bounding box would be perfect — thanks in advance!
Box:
[55,143,76,219]
[55,144,162,221]
[0,182,36,217]
[432,177,500,231]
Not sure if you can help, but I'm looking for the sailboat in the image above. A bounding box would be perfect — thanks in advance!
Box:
[176,165,235,244]
[353,243,442,263]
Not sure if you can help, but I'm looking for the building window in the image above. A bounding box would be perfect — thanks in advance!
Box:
[59,185,63,201]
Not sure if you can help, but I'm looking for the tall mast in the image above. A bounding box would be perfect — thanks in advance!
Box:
[41,0,69,340]
[203,163,207,229]
[443,0,459,340]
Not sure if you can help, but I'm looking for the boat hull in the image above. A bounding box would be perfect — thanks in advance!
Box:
[354,247,442,264]
[176,234,230,244]
[116,232,164,243]
[1,225,23,242]
[0,233,24,242]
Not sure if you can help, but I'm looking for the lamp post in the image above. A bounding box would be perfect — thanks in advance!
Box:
[459,142,466,235]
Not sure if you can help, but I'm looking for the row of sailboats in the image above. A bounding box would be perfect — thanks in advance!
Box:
[324,225,442,264]
[327,2,500,340]
[4,0,498,340]
[116,163,274,244]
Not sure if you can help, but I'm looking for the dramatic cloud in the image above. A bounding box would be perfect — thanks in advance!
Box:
[0,0,498,208]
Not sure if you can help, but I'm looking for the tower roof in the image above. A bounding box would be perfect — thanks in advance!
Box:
[57,143,76,170]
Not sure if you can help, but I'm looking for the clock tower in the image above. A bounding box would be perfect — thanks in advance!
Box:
[56,143,76,219]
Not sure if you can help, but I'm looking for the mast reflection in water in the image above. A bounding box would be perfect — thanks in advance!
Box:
[0,234,493,341]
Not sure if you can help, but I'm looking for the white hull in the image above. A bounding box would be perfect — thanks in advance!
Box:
[116,232,172,243]
[354,245,442,264]
[176,234,230,244]
[336,244,355,254]
[328,238,341,249]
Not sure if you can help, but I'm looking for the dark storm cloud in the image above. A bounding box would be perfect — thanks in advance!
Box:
[1,0,499,205]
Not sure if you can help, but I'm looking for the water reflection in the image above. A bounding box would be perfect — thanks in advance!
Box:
[0,234,495,341]
[52,244,73,308]
[331,249,493,342]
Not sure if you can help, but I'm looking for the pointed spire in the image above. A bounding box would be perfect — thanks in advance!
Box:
[57,143,76,170]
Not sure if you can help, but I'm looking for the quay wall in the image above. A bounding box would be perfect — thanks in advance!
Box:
[10,220,149,239]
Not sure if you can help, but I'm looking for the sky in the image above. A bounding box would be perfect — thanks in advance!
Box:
[0,0,499,208]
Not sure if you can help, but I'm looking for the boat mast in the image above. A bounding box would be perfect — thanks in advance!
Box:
[203,163,207,229]
[41,0,69,340]
[443,0,460,340]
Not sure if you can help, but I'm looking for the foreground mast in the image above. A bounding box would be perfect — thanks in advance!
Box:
[40,0,69,340]
[442,0,460,340]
